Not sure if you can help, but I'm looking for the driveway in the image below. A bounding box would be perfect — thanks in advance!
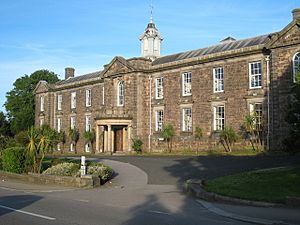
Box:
[97,154,300,185]
[1,154,299,225]
[0,159,254,225]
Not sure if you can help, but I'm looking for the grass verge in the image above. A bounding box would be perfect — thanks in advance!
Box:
[203,166,300,203]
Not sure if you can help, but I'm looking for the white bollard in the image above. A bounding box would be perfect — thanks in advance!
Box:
[80,156,86,176]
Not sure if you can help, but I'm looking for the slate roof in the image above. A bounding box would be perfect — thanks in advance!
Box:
[56,70,102,86]
[54,33,273,86]
[152,33,273,66]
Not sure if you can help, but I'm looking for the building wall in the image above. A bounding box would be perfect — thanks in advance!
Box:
[34,17,300,153]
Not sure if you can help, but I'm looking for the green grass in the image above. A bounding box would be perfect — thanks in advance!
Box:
[204,166,300,203]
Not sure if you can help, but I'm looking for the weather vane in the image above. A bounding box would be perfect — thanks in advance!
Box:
[150,1,154,23]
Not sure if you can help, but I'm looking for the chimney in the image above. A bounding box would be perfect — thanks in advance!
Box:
[292,8,300,21]
[65,67,75,79]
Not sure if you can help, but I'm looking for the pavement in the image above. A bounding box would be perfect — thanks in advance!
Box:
[1,156,300,225]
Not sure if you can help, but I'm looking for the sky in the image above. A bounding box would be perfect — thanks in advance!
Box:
[0,0,299,112]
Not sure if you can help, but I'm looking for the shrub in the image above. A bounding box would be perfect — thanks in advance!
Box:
[87,163,114,181]
[219,126,238,152]
[42,162,80,177]
[160,124,175,152]
[1,147,26,173]
[132,138,143,153]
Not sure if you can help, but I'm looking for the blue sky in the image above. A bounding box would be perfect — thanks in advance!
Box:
[0,0,298,112]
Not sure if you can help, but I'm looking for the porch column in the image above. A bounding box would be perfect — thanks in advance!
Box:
[104,128,108,152]
[128,125,132,151]
[107,125,112,152]
[123,127,128,151]
[111,129,115,153]
[96,125,99,153]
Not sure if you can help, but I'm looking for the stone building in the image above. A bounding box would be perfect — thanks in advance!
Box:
[34,9,300,153]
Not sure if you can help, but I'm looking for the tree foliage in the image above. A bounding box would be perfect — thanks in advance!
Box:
[284,71,300,152]
[27,125,59,173]
[69,127,79,153]
[219,126,238,152]
[84,129,95,153]
[243,114,263,152]
[160,124,175,152]
[0,111,11,137]
[5,70,59,134]
[194,126,203,155]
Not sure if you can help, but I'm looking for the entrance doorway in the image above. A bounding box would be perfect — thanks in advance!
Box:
[113,125,126,152]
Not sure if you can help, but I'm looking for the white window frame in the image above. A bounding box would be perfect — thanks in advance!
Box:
[40,96,44,112]
[70,143,74,152]
[182,107,192,132]
[249,62,262,89]
[155,77,164,99]
[155,110,164,132]
[213,105,225,131]
[86,89,92,107]
[40,118,44,127]
[293,52,300,83]
[117,81,124,106]
[70,116,76,129]
[182,72,192,96]
[85,143,90,153]
[57,94,62,111]
[57,117,62,132]
[71,92,76,109]
[213,67,224,92]
[102,86,105,105]
[249,102,263,131]
[85,115,91,132]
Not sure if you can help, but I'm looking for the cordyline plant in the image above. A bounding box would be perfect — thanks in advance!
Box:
[219,126,238,152]
[160,124,175,152]
[243,113,263,151]
[194,126,203,155]
[84,129,95,153]
[69,127,79,153]
[27,125,59,173]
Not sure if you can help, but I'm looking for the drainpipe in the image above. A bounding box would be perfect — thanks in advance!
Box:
[265,55,270,151]
[148,75,152,152]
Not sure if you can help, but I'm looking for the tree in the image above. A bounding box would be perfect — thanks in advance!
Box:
[5,70,59,134]
[219,126,238,152]
[26,125,58,173]
[69,128,79,153]
[194,126,203,155]
[0,111,11,137]
[58,131,66,153]
[84,129,95,153]
[284,70,300,152]
[243,114,263,151]
[160,124,175,152]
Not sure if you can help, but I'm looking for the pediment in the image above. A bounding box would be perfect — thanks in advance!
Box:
[34,80,50,94]
[266,21,300,49]
[101,56,135,78]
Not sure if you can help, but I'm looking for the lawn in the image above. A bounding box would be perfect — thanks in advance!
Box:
[203,166,300,203]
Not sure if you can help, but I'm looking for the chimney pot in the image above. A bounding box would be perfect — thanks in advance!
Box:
[65,67,75,79]
[292,8,300,21]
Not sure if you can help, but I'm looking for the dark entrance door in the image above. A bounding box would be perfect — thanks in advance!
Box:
[114,126,124,152]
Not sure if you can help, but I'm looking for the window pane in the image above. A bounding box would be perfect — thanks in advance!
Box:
[156,110,164,131]
[249,62,262,88]
[182,72,192,95]
[293,53,300,82]
[183,108,192,132]
[214,106,224,131]
[214,67,224,92]
[156,77,164,99]
[118,81,124,106]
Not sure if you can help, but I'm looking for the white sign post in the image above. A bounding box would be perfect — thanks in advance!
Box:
[80,156,86,176]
